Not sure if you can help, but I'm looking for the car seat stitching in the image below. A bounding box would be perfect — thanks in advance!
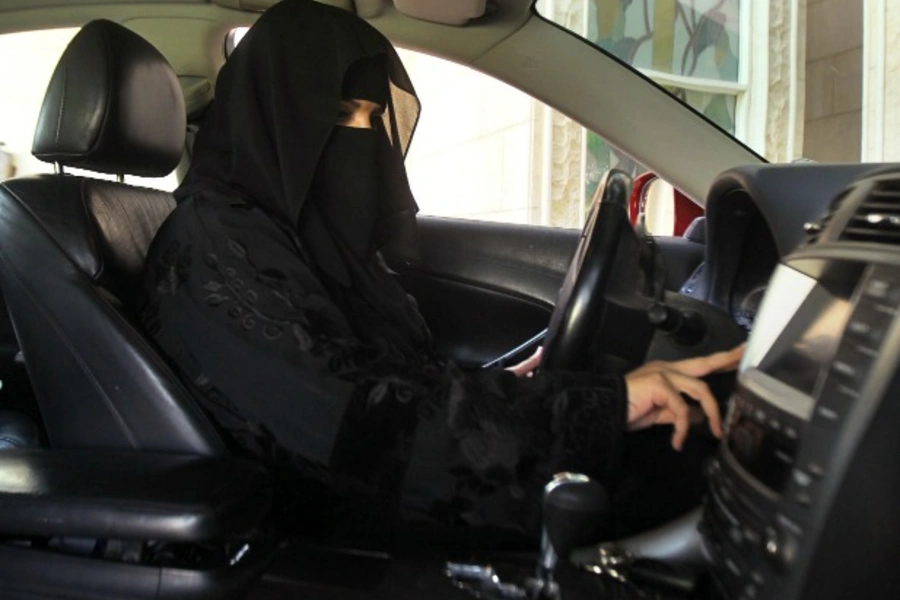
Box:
[55,65,67,146]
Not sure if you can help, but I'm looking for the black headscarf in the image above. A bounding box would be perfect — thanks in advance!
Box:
[176,0,428,351]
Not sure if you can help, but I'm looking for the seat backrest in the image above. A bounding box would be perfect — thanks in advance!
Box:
[0,20,226,455]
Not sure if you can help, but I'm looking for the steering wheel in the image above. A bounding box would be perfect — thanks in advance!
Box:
[541,169,634,370]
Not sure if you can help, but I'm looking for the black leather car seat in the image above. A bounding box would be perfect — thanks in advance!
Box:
[0,20,226,455]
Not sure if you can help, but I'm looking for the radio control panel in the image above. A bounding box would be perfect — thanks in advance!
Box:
[702,260,900,600]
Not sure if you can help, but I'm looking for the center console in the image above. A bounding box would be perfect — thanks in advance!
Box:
[702,254,900,600]
[439,249,900,600]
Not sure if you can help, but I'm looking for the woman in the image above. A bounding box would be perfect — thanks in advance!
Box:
[140,0,739,541]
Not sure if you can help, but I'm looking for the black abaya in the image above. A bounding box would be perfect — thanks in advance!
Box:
[139,0,627,538]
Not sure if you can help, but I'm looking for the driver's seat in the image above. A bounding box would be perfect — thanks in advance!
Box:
[0,19,226,455]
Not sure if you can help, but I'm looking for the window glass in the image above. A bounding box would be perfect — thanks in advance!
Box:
[538,1,900,166]
[398,48,648,229]
[589,0,741,82]
[539,0,743,138]
[0,28,178,191]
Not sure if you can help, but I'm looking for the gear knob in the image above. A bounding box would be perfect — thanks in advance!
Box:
[538,473,610,580]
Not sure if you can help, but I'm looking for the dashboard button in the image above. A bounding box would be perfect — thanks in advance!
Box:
[793,469,812,488]
[847,318,873,337]
[863,277,892,301]
[830,344,874,385]
[743,527,761,546]
[815,377,858,428]
[724,556,742,577]
[831,359,859,380]
[813,404,841,428]
[764,528,780,557]
[794,492,812,507]
[846,301,894,348]
[807,462,825,478]
[865,266,900,304]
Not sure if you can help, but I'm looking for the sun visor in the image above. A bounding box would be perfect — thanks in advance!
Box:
[393,0,487,25]
[213,0,355,12]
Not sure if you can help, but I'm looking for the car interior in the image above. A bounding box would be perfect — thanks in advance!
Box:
[0,1,899,599]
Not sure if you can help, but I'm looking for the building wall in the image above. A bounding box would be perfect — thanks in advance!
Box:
[803,0,863,162]
[400,49,540,225]
[0,28,77,178]
[863,0,900,162]
[764,0,807,163]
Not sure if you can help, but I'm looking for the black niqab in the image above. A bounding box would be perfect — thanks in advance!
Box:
[178,0,426,350]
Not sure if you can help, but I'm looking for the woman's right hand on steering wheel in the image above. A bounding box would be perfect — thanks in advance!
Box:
[624,345,745,451]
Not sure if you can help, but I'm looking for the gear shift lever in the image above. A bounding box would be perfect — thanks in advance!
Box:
[445,473,609,600]
[535,473,610,593]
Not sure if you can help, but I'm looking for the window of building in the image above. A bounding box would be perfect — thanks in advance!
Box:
[537,0,755,152]
[398,48,648,228]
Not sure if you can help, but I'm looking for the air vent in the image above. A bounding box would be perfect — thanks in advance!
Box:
[841,179,900,244]
[804,190,848,244]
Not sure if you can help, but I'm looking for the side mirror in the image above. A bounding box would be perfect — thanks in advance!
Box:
[628,173,703,237]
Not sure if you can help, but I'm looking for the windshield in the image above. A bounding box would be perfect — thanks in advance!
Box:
[536,0,880,165]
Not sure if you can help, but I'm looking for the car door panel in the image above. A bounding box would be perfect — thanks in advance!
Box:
[394,216,705,366]
[395,216,577,366]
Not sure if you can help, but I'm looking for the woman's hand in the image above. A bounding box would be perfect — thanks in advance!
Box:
[506,346,543,378]
[624,345,745,451]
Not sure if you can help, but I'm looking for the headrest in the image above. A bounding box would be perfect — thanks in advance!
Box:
[32,20,186,177]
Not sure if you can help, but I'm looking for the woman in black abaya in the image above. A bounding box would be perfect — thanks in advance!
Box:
[139,0,739,542]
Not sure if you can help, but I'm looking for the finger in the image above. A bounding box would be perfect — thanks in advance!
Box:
[652,374,690,450]
[628,360,666,378]
[667,345,745,378]
[521,353,542,372]
[662,371,722,437]
[627,410,662,431]
[521,347,543,369]
[505,347,543,377]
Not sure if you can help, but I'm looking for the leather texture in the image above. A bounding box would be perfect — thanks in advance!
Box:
[0,20,225,455]
[0,178,225,454]
[0,449,271,541]
[32,20,185,177]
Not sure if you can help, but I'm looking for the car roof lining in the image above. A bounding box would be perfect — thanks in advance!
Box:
[0,0,762,204]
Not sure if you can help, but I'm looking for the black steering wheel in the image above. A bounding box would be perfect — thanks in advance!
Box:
[541,169,635,370]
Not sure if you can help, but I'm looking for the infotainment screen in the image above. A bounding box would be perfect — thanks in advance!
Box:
[759,290,852,396]
[728,263,860,494]
[742,265,855,399]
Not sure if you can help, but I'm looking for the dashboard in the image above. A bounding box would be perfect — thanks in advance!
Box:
[683,163,899,329]
[700,164,900,600]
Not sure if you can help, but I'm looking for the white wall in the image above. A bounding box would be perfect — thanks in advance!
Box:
[0,28,77,177]
[399,49,539,224]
